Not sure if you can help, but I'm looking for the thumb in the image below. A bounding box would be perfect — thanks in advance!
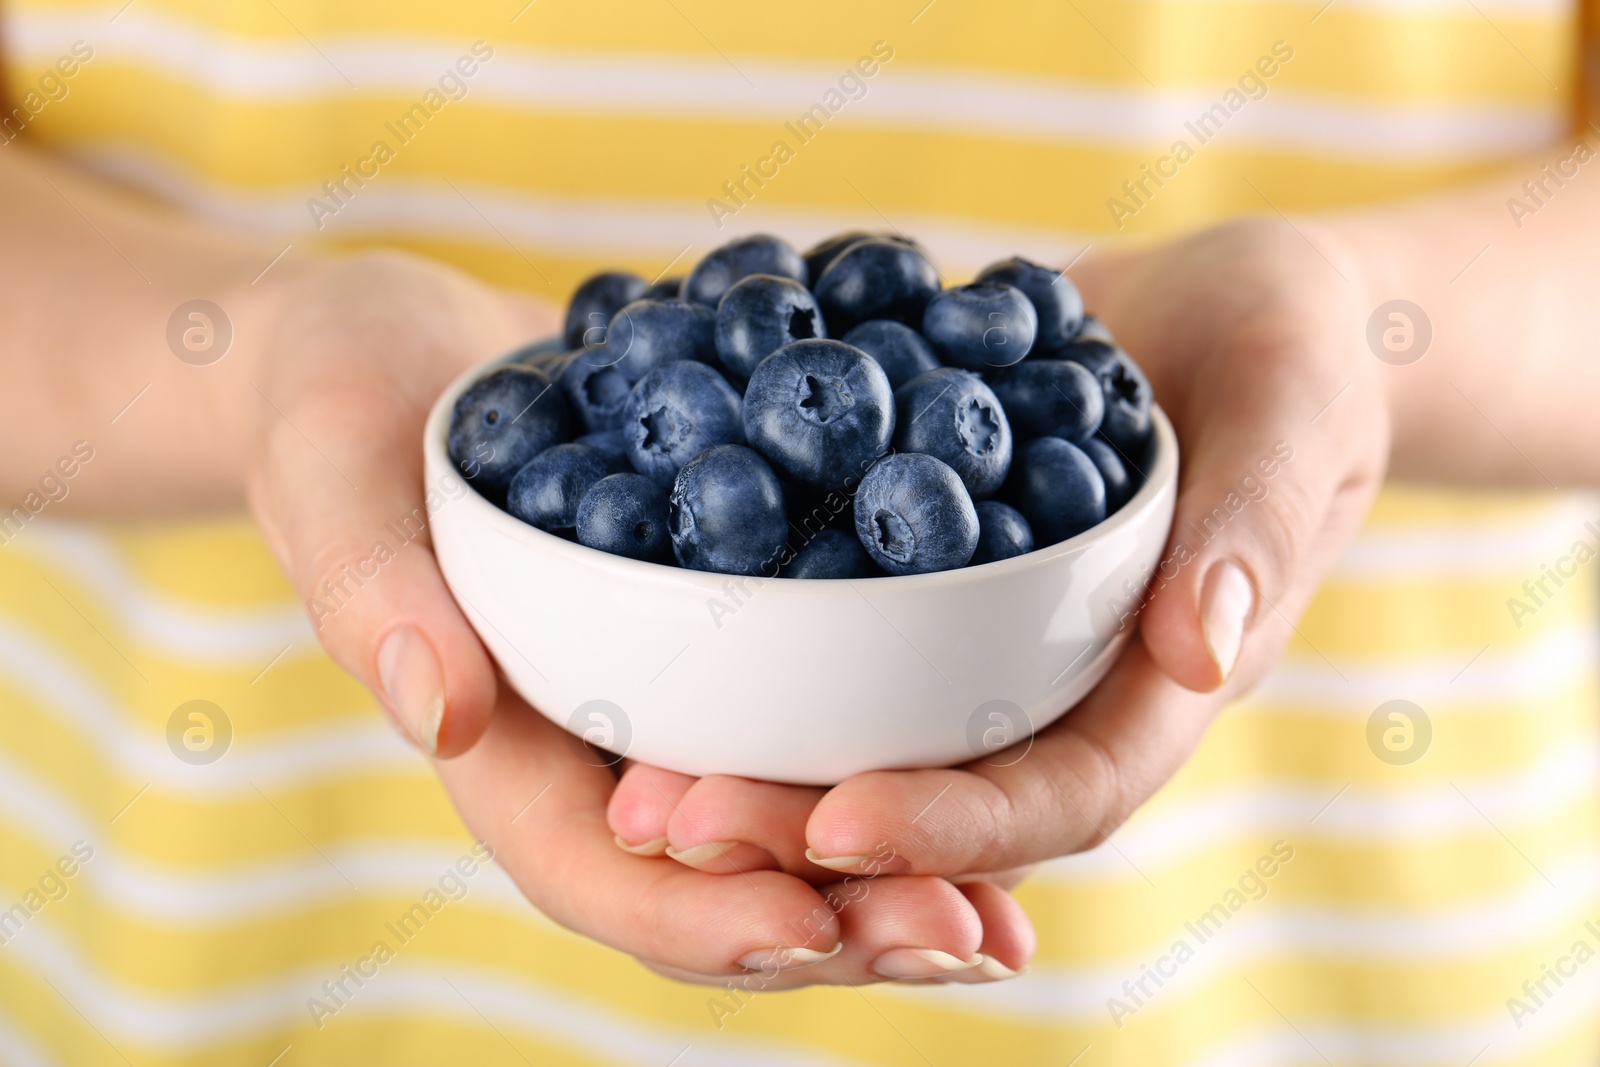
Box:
[1063,242,1384,695]
[1129,345,1382,695]
[249,380,499,757]
[243,253,555,758]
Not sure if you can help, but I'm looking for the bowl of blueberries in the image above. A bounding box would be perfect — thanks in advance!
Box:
[424,233,1176,785]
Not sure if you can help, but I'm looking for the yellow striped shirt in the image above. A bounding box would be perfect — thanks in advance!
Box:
[2,1,1595,1064]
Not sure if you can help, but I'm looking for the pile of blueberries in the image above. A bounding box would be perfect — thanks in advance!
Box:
[447,233,1153,578]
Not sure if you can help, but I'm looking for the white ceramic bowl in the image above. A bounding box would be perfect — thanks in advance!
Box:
[424,348,1178,785]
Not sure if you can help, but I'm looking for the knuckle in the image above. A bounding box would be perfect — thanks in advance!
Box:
[1245,479,1321,589]
[1048,731,1128,853]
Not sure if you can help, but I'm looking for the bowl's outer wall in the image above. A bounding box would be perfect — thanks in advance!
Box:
[425,349,1178,785]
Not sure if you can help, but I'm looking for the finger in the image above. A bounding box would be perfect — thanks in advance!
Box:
[939,881,1034,982]
[638,875,1036,990]
[808,876,984,983]
[659,775,829,876]
[249,385,498,757]
[437,689,846,975]
[950,865,1036,892]
[806,636,1215,877]
[1137,359,1369,693]
[701,876,987,988]
[607,762,696,856]
[247,258,540,757]
[1083,235,1384,693]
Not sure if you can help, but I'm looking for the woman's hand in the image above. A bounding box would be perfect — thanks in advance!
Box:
[608,216,1390,888]
[244,249,1032,986]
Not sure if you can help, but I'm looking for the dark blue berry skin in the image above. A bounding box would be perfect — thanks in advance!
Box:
[559,350,634,432]
[782,479,855,543]
[683,234,807,308]
[511,337,571,369]
[801,231,873,282]
[713,274,826,380]
[505,444,626,532]
[669,445,790,575]
[448,366,569,506]
[1057,335,1119,378]
[783,527,878,579]
[841,319,940,390]
[576,472,672,562]
[623,361,745,487]
[987,359,1104,442]
[921,281,1038,370]
[564,270,647,349]
[1070,313,1116,347]
[1080,437,1135,512]
[604,299,717,383]
[969,500,1035,566]
[1007,436,1106,546]
[1064,345,1153,454]
[642,276,684,300]
[813,239,941,334]
[854,453,979,575]
[974,257,1084,353]
[893,368,1012,498]
[742,338,895,489]
[576,428,631,461]
[801,232,920,284]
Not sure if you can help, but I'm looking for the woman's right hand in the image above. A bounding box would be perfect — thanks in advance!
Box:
[243,249,1035,986]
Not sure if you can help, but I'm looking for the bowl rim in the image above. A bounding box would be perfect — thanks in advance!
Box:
[424,345,1179,592]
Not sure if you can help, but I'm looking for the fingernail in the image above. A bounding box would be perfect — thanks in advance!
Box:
[940,954,1026,983]
[872,948,983,979]
[804,847,871,871]
[1201,560,1255,684]
[613,835,669,857]
[377,626,445,755]
[737,942,843,971]
[665,841,739,865]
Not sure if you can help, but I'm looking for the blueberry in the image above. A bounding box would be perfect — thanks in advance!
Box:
[801,231,873,282]
[986,359,1104,442]
[642,276,684,300]
[894,368,1012,498]
[604,299,717,383]
[921,281,1038,370]
[623,361,745,486]
[576,472,672,561]
[801,231,920,284]
[1007,437,1106,546]
[1078,314,1117,346]
[559,350,634,432]
[510,337,571,369]
[1064,345,1153,454]
[564,270,647,349]
[506,443,626,532]
[1056,334,1119,376]
[683,234,807,308]
[1080,437,1135,513]
[813,238,941,334]
[714,274,826,380]
[853,453,979,575]
[969,500,1035,566]
[575,428,631,461]
[669,444,790,575]
[742,338,895,489]
[841,320,940,390]
[974,257,1084,352]
[448,366,569,505]
[783,479,855,543]
[784,528,878,579]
